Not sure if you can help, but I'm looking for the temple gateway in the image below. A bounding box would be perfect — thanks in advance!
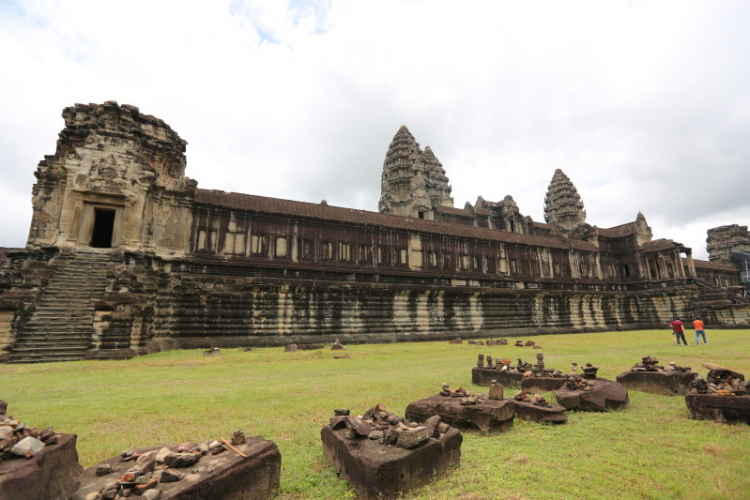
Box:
[1,102,748,363]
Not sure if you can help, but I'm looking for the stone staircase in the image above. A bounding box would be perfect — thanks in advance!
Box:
[8,252,115,363]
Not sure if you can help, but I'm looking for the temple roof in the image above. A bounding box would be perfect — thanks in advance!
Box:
[195,189,598,251]
[598,221,639,237]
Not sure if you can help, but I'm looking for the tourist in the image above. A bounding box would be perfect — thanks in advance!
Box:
[670,318,688,346]
[693,317,708,344]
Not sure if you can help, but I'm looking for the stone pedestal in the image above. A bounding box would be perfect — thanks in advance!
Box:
[471,368,523,387]
[685,393,750,424]
[554,378,630,412]
[321,425,462,500]
[404,395,515,432]
[0,433,82,500]
[71,437,280,500]
[616,370,698,396]
[512,400,568,424]
[520,377,568,393]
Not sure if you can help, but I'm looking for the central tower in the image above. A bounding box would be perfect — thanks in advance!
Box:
[378,126,453,219]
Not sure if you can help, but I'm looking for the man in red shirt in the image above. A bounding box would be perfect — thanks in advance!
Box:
[670,318,688,346]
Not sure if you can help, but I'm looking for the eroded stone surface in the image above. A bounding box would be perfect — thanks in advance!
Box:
[512,400,568,424]
[616,370,698,396]
[472,368,523,387]
[685,394,750,424]
[0,433,82,500]
[71,437,280,500]
[405,394,515,432]
[321,424,461,500]
[554,378,629,411]
[521,377,568,393]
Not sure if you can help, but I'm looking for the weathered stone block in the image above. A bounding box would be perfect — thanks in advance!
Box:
[471,368,523,387]
[685,394,750,424]
[616,370,698,396]
[554,378,630,412]
[520,377,568,393]
[405,394,515,432]
[512,400,568,424]
[72,437,280,500]
[0,433,82,500]
[321,424,462,499]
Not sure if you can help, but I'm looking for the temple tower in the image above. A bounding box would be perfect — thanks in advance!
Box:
[378,126,453,219]
[27,101,196,255]
[543,169,586,233]
[707,224,750,264]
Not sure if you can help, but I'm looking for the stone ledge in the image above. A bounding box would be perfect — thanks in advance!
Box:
[72,437,280,500]
[616,370,697,396]
[321,424,461,499]
[512,399,568,424]
[554,378,630,412]
[685,393,750,424]
[471,368,523,387]
[404,394,515,432]
[0,433,83,500]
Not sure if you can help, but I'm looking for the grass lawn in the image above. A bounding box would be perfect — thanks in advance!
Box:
[2,329,749,499]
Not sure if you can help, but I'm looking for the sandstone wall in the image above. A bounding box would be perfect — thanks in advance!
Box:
[129,257,700,351]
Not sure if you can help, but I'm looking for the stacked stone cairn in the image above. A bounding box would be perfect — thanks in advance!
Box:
[328,404,452,449]
[565,363,598,391]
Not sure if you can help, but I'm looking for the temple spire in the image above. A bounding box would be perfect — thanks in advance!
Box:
[378,126,453,218]
[544,169,586,232]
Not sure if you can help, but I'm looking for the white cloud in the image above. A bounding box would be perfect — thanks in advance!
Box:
[1,0,749,260]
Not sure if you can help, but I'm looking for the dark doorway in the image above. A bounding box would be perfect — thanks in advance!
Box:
[90,209,116,248]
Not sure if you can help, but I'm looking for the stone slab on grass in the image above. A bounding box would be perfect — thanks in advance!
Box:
[616,370,698,396]
[520,377,568,393]
[685,394,750,424]
[0,433,82,500]
[554,378,630,412]
[72,437,280,500]
[321,425,462,500]
[404,395,515,432]
[471,368,523,387]
[512,400,568,424]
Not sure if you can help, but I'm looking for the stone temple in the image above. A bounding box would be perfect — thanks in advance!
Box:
[1,101,748,363]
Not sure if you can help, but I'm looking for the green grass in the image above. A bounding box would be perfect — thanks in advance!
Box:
[2,329,749,499]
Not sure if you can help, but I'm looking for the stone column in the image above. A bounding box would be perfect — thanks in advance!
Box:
[685,249,696,278]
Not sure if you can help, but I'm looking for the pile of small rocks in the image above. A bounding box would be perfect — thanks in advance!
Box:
[77,430,248,500]
[695,363,749,395]
[0,413,59,463]
[328,404,451,450]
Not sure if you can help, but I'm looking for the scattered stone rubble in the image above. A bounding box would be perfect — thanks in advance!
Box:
[616,355,697,395]
[684,363,750,424]
[331,339,346,350]
[284,343,324,352]
[0,405,82,500]
[72,430,281,500]
[321,404,462,499]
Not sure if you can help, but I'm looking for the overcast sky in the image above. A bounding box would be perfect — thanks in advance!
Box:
[1,0,749,259]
